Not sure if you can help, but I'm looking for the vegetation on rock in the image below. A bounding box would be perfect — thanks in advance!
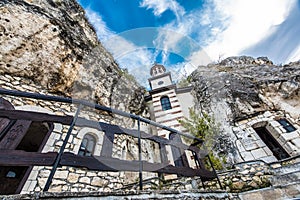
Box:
[178,108,224,170]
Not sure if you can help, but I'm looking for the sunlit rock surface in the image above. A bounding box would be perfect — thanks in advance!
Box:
[0,0,146,113]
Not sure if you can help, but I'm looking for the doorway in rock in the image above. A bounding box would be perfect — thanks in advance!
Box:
[0,121,53,194]
[0,98,53,194]
[254,127,290,160]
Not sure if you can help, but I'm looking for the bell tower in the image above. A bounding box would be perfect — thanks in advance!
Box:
[148,63,173,90]
[148,63,192,171]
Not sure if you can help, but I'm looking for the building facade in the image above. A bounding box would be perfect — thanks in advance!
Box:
[146,63,300,166]
[146,64,196,169]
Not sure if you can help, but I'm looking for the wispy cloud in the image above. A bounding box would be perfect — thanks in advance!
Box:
[82,0,299,88]
[200,0,296,62]
[241,2,300,64]
[83,7,154,87]
[84,7,115,41]
[288,46,300,63]
[139,0,185,20]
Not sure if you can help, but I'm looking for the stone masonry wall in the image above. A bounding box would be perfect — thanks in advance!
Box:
[161,157,300,193]
[233,111,300,163]
[0,74,156,194]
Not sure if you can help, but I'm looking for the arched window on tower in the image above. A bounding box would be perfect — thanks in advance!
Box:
[160,96,172,111]
[78,134,96,156]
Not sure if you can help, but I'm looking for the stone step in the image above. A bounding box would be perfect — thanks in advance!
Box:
[270,170,300,186]
[271,161,300,175]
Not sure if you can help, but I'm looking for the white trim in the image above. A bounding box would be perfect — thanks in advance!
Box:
[75,127,104,156]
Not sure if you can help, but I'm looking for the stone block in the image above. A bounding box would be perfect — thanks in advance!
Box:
[79,177,91,184]
[241,151,254,161]
[49,185,62,192]
[87,172,97,177]
[263,111,272,118]
[255,172,264,176]
[260,156,277,163]
[249,167,256,173]
[263,147,273,156]
[292,138,300,149]
[21,181,31,193]
[252,176,262,184]
[284,142,297,154]
[244,142,259,151]
[266,125,280,138]
[230,181,246,191]
[53,123,63,133]
[54,170,69,179]
[251,148,268,159]
[239,170,250,175]
[269,121,281,127]
[28,169,39,181]
[39,170,51,178]
[281,131,299,141]
[256,139,266,148]
[236,140,246,152]
[38,178,47,188]
[67,173,79,183]
[250,181,260,189]
[91,177,109,187]
[28,180,37,192]
[52,179,66,185]
[275,127,284,134]
[62,185,69,191]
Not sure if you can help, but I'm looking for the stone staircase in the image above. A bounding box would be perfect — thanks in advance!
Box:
[270,160,300,186]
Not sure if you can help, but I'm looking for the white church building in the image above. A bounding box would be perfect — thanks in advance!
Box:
[145,63,197,169]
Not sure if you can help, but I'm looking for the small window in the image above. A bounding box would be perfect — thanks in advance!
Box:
[158,81,164,85]
[78,134,96,156]
[277,119,296,132]
[6,171,16,178]
[160,96,172,111]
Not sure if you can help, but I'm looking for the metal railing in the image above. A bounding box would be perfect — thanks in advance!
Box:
[0,88,222,191]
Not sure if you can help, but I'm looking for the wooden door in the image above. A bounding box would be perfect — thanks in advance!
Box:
[0,98,53,194]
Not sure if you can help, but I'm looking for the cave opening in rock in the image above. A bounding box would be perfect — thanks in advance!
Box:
[254,127,290,160]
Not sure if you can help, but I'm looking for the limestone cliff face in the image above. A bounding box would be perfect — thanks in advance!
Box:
[189,56,300,161]
[0,0,145,113]
[190,56,300,122]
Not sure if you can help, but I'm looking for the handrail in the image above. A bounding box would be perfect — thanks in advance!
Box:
[0,88,220,192]
[0,88,203,143]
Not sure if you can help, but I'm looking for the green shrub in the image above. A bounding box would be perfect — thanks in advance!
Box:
[178,108,224,170]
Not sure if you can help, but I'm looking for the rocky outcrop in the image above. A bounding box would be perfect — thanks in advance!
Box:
[0,0,146,114]
[190,56,300,122]
[189,56,300,163]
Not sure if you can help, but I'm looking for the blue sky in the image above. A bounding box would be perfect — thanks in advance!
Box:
[77,0,300,86]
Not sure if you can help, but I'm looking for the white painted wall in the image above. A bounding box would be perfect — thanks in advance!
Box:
[177,92,194,119]
[150,75,172,90]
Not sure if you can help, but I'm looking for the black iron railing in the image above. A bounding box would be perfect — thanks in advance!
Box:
[0,88,222,191]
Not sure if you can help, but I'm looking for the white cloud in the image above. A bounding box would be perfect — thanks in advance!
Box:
[83,0,299,87]
[188,49,212,66]
[84,7,115,41]
[153,28,186,62]
[140,0,185,20]
[117,49,154,87]
[287,45,300,63]
[201,0,296,61]
[84,8,155,87]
